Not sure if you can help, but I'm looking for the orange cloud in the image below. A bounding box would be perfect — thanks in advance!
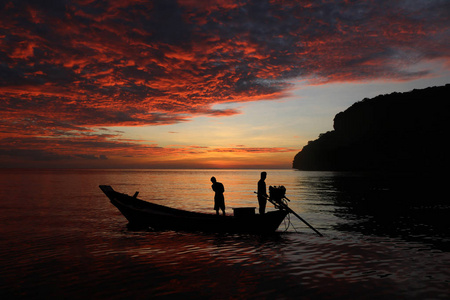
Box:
[210,147,297,153]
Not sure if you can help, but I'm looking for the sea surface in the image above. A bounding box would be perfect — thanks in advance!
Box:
[0,169,448,299]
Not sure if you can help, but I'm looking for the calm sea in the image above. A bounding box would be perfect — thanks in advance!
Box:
[0,169,448,299]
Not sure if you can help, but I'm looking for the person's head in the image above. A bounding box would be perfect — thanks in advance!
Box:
[211,176,216,183]
[261,171,267,180]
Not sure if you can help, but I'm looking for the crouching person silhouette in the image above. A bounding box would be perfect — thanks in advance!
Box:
[211,176,225,216]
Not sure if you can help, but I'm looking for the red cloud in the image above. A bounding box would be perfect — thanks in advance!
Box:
[0,0,448,167]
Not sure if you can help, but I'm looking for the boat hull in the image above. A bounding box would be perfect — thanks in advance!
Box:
[100,185,288,233]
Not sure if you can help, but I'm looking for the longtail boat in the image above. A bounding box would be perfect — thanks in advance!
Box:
[99,185,288,233]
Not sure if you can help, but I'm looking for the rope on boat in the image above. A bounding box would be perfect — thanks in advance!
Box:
[272,195,300,233]
[287,213,299,233]
[282,213,289,231]
[282,209,299,233]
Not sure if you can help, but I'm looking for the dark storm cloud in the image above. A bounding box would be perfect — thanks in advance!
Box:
[0,0,449,162]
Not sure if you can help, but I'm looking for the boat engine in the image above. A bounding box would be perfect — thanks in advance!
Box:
[268,185,288,208]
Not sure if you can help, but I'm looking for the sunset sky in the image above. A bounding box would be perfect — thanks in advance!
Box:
[1,0,449,169]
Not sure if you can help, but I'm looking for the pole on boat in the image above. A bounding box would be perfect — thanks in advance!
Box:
[280,196,323,237]
[255,192,323,237]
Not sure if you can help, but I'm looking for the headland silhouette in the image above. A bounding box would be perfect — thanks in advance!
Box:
[293,84,449,172]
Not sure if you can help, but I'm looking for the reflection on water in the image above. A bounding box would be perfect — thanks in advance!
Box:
[294,171,450,251]
[0,169,449,299]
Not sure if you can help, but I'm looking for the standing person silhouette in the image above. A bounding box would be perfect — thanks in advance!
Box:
[257,172,268,214]
[211,177,225,216]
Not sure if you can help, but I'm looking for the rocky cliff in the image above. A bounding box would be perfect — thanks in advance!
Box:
[293,84,449,171]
